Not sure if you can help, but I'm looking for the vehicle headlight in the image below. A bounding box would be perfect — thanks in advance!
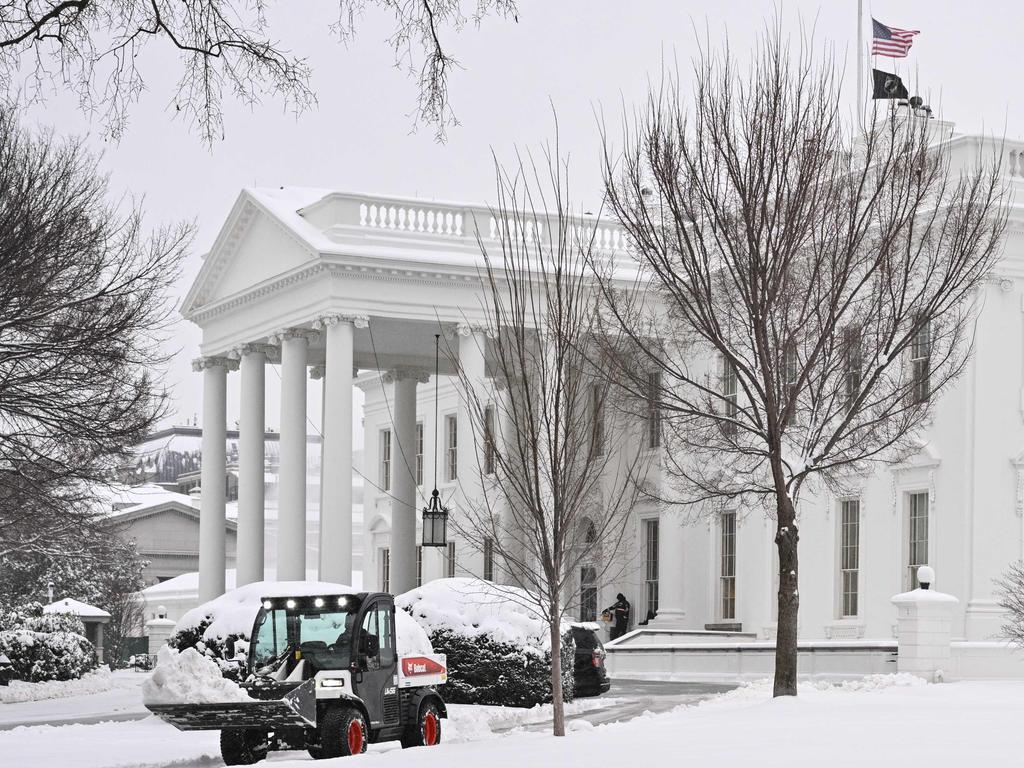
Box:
[319,678,345,688]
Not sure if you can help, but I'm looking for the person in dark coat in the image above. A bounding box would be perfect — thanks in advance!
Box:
[605,593,631,640]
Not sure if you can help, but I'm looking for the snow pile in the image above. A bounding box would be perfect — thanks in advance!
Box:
[397,578,551,649]
[174,580,431,658]
[142,646,253,705]
[0,667,112,704]
[701,673,926,708]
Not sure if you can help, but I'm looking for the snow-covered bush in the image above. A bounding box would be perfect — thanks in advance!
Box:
[0,603,97,682]
[397,578,575,708]
[169,580,432,679]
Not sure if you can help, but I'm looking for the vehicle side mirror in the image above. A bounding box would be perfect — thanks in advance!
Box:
[358,634,379,658]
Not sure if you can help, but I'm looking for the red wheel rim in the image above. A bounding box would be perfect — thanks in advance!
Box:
[347,719,364,754]
[423,711,439,746]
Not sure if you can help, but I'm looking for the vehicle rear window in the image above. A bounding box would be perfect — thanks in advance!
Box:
[571,627,601,650]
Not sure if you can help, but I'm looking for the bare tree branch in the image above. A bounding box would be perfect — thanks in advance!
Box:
[0,1,517,143]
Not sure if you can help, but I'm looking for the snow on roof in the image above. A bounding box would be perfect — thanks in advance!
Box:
[396,577,554,650]
[94,483,195,515]
[43,598,111,619]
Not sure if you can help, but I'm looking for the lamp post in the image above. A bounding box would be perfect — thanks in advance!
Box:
[421,334,449,548]
[47,581,54,603]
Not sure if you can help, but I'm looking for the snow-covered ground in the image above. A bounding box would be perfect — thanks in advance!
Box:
[0,670,146,729]
[2,675,1021,767]
[0,694,616,767]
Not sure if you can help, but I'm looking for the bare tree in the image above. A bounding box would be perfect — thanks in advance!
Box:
[595,29,1007,696]
[997,562,1024,649]
[0,107,187,562]
[0,0,517,143]
[450,145,648,736]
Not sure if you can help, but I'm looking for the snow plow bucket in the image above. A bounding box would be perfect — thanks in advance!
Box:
[146,679,316,731]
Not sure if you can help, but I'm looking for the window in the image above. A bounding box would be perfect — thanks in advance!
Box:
[445,414,458,481]
[784,342,800,425]
[643,519,659,618]
[359,605,395,668]
[910,320,931,404]
[720,511,737,620]
[483,537,494,581]
[840,500,860,617]
[908,492,929,589]
[592,385,605,456]
[580,566,598,622]
[646,372,662,449]
[484,406,496,475]
[722,358,738,437]
[374,604,395,666]
[380,547,390,593]
[446,541,456,578]
[415,545,423,587]
[380,429,392,492]
[415,422,424,486]
[844,327,863,412]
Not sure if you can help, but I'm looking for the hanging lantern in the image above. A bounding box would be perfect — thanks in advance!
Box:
[421,334,449,547]
[422,488,449,548]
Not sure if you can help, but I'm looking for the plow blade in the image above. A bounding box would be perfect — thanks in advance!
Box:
[146,680,316,731]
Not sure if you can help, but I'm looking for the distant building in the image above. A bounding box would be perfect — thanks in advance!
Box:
[97,484,238,586]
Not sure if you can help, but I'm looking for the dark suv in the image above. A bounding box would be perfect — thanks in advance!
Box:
[570,623,611,697]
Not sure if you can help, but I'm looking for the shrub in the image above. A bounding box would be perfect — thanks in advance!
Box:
[425,626,575,707]
[397,578,575,708]
[0,603,96,682]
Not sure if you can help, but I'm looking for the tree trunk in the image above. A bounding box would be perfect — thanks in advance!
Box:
[549,602,565,736]
[773,491,800,696]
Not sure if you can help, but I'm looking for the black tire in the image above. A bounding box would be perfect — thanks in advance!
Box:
[319,706,368,758]
[307,747,324,760]
[220,730,267,766]
[400,702,443,749]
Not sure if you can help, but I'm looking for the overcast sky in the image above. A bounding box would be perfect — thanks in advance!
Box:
[18,0,1022,435]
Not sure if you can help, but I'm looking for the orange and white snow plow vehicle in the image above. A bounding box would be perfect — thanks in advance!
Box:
[146,591,447,765]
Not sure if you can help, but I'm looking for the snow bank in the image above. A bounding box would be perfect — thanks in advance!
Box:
[174,580,431,657]
[142,646,253,705]
[0,667,112,704]
[699,673,926,709]
[397,578,551,649]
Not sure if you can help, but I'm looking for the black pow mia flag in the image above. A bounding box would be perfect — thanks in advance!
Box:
[872,68,909,99]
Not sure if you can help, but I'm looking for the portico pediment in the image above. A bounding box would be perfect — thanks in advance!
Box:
[182,188,326,317]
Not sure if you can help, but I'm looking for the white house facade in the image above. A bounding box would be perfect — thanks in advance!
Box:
[181,120,1024,675]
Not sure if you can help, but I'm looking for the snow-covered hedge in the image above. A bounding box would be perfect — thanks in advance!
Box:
[0,666,112,703]
[397,578,575,708]
[0,603,97,682]
[169,580,432,676]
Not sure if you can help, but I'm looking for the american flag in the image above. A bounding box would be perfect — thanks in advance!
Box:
[872,18,920,58]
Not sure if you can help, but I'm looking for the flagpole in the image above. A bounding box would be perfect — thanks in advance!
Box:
[857,0,864,129]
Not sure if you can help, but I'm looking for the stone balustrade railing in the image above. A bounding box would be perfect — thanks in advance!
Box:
[320,192,627,251]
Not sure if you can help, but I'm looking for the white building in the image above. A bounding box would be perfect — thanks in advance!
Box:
[182,121,1024,675]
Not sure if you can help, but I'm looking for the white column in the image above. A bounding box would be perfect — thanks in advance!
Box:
[316,314,366,585]
[235,345,267,587]
[386,368,427,594]
[275,330,312,582]
[457,324,488,578]
[195,356,234,602]
[494,376,522,586]
[650,511,687,627]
